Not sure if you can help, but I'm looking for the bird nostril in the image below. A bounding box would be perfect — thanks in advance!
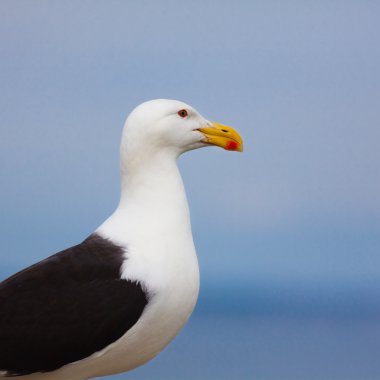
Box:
[221,129,229,133]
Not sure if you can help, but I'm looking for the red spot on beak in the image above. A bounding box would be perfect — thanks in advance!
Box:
[226,141,239,151]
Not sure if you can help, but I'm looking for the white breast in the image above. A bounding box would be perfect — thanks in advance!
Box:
[81,154,200,378]
[86,214,200,377]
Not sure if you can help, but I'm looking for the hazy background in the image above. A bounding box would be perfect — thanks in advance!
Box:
[1,1,379,379]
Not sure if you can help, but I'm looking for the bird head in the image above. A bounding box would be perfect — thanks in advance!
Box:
[121,99,243,158]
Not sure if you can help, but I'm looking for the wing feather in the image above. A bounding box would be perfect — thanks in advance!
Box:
[0,234,148,376]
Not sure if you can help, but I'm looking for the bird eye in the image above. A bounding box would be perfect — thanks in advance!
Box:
[177,109,188,118]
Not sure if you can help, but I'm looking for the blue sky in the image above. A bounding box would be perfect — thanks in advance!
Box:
[1,2,380,379]
[1,0,379,308]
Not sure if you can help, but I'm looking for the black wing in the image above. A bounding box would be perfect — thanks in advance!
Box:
[0,234,148,376]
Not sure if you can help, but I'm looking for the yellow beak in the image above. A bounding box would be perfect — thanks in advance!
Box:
[197,122,243,152]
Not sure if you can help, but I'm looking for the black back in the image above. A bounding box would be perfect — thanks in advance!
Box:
[0,234,148,376]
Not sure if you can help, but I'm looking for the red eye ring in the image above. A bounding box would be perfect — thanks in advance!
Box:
[177,109,188,118]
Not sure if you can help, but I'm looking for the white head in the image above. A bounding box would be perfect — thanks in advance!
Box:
[120,99,243,162]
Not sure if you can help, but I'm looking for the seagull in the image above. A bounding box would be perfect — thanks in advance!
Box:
[0,99,243,380]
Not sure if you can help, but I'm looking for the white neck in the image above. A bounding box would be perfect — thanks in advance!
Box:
[119,150,186,213]
[96,149,193,257]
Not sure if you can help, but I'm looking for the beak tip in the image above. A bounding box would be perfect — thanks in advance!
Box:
[225,141,243,152]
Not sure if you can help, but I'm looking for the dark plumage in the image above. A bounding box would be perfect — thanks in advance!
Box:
[0,234,148,376]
